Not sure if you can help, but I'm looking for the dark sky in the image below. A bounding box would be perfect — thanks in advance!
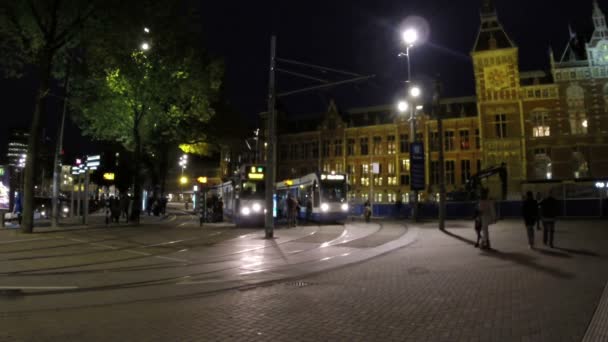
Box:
[0,0,602,160]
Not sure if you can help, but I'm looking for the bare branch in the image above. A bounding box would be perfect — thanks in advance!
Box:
[27,0,49,37]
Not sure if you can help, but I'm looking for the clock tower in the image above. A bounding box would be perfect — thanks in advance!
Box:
[471,0,526,198]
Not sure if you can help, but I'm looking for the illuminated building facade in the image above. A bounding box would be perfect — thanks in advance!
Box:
[274,0,608,201]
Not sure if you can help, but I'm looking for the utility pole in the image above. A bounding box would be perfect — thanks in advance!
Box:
[264,35,277,239]
[434,79,446,230]
[83,171,90,225]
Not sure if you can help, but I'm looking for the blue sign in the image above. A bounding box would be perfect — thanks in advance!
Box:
[410,142,425,191]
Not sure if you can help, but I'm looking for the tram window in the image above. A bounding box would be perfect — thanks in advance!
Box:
[241,181,265,199]
[313,189,320,207]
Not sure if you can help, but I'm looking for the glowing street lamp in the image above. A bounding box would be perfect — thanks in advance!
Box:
[409,85,421,98]
[402,28,419,47]
[140,42,150,51]
[397,100,409,113]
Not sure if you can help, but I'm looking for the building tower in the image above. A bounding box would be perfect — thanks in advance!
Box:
[471,0,525,198]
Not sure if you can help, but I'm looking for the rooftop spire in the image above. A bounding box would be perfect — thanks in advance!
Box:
[473,0,515,52]
[590,0,607,44]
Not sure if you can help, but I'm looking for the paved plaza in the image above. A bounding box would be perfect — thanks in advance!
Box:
[0,214,607,341]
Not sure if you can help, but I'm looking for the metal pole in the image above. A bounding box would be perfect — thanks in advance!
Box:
[406,46,419,222]
[76,174,81,218]
[83,171,89,225]
[70,181,74,218]
[435,80,446,230]
[438,116,446,230]
[52,64,70,228]
[265,35,277,239]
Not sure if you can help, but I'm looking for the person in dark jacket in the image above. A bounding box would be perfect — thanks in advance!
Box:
[522,191,538,249]
[540,192,559,248]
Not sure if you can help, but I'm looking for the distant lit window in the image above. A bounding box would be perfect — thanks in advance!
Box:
[532,111,550,137]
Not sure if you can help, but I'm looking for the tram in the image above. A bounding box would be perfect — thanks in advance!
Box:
[207,164,268,226]
[276,172,349,223]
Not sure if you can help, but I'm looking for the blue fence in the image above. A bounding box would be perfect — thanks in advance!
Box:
[350,198,608,219]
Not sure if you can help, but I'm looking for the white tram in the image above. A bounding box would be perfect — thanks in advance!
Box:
[276,172,349,223]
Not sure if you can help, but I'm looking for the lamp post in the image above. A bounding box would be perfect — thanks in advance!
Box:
[399,27,422,221]
[179,154,188,201]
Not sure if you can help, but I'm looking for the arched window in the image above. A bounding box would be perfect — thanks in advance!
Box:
[566,84,587,134]
[572,151,589,179]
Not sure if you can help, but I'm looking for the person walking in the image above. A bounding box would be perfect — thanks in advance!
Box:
[540,192,559,248]
[522,191,538,249]
[535,192,543,231]
[478,188,496,250]
[287,193,296,227]
[473,207,482,248]
[363,200,371,223]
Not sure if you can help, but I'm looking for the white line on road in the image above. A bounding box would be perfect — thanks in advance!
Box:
[0,237,53,245]
[0,286,79,290]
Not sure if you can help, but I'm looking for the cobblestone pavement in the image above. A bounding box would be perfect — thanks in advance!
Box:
[1,219,607,341]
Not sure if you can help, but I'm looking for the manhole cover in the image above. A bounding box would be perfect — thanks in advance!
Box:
[407,267,430,275]
[285,280,313,288]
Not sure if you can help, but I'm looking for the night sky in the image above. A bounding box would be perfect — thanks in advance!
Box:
[0,0,601,161]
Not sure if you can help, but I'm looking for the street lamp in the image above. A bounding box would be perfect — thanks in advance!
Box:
[399,26,422,221]
[397,100,409,113]
[179,155,188,201]
[140,42,150,51]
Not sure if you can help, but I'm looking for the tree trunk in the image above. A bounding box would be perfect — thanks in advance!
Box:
[22,51,53,233]
[130,120,142,223]
[159,143,169,198]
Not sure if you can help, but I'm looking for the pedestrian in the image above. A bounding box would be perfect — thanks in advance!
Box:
[110,196,121,223]
[478,188,496,250]
[120,194,129,223]
[540,191,559,248]
[287,193,298,227]
[364,200,371,223]
[535,192,542,231]
[522,191,538,249]
[473,207,482,248]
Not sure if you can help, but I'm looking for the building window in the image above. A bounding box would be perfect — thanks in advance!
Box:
[347,164,355,175]
[461,160,471,185]
[400,134,409,153]
[475,129,480,149]
[567,84,587,135]
[280,145,288,160]
[401,192,410,203]
[477,159,482,173]
[400,159,410,172]
[532,111,550,137]
[444,131,455,151]
[323,163,331,172]
[335,162,343,173]
[334,139,343,156]
[299,144,306,159]
[459,130,470,150]
[347,139,355,156]
[373,136,382,155]
[430,161,440,185]
[290,144,298,160]
[400,174,410,185]
[361,177,369,186]
[361,163,369,175]
[387,135,396,154]
[495,114,507,138]
[360,138,369,155]
[373,176,383,186]
[322,140,330,157]
[310,142,319,158]
[388,176,397,185]
[445,160,455,185]
[388,161,395,175]
[387,192,396,203]
[430,131,440,151]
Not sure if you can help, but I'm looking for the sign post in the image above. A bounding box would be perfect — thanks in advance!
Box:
[410,142,425,220]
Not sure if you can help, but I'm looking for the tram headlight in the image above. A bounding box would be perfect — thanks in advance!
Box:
[341,203,349,211]
[241,207,251,216]
[321,203,329,212]
[252,203,262,212]
[63,207,69,213]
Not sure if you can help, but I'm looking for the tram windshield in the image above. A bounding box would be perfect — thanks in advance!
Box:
[240,180,266,199]
[320,180,346,202]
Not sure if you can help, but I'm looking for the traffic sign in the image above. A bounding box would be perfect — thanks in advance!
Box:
[410,142,426,191]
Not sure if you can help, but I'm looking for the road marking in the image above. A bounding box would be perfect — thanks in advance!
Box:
[155,255,189,263]
[0,286,79,290]
[0,237,53,245]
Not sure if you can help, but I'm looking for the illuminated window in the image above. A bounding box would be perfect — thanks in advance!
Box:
[388,176,397,185]
[400,159,410,172]
[461,160,471,184]
[532,111,550,137]
[373,136,382,155]
[388,161,395,175]
[387,135,396,155]
[373,176,383,186]
[459,130,470,150]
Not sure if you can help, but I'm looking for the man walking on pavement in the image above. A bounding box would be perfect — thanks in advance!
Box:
[540,191,559,248]
[478,188,496,250]
[522,191,538,249]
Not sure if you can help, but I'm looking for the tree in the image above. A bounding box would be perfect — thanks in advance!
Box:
[71,1,222,221]
[0,0,95,233]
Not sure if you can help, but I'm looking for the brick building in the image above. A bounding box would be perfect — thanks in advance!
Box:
[273,0,608,202]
